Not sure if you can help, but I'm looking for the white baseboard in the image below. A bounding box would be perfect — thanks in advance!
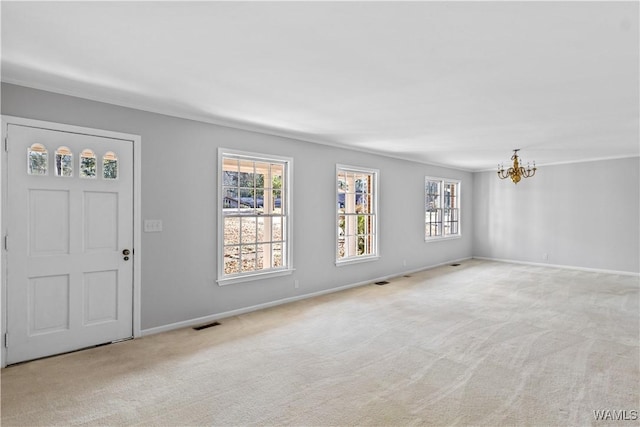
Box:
[472,256,640,277]
[141,256,473,337]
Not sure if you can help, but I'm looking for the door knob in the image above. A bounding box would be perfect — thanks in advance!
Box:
[122,249,131,255]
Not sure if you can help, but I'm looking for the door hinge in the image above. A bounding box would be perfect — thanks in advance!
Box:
[3,235,7,251]
[4,137,7,152]
[4,333,8,348]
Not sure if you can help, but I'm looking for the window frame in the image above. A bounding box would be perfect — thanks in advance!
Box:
[217,148,293,286]
[425,176,461,242]
[336,164,379,266]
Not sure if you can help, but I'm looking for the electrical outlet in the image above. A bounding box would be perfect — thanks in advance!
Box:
[542,253,548,261]
[403,259,407,267]
[294,279,299,289]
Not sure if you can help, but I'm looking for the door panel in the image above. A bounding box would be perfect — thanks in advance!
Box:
[6,123,134,364]
[29,274,70,335]
[29,189,70,255]
[84,191,119,251]
[83,270,118,325]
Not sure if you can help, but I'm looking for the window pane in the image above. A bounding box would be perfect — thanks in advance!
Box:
[223,161,239,186]
[223,187,239,209]
[338,191,345,212]
[256,217,267,243]
[271,164,283,188]
[240,245,256,272]
[224,217,240,245]
[426,180,440,209]
[80,149,97,178]
[271,217,283,241]
[357,215,367,236]
[273,243,283,267]
[254,189,265,214]
[337,172,347,190]
[355,175,367,193]
[239,160,254,188]
[445,208,459,236]
[28,143,48,176]
[272,189,282,212]
[357,236,367,255]
[55,146,72,177]
[356,194,368,214]
[240,217,257,244]
[256,244,267,270]
[224,246,240,274]
[103,151,118,179]
[451,223,458,235]
[254,162,269,189]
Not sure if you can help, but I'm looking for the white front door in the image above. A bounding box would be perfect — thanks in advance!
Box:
[5,123,134,364]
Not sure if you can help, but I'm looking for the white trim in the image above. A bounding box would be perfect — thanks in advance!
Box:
[142,256,473,337]
[217,148,294,285]
[217,268,295,286]
[473,256,640,277]
[425,235,462,243]
[2,80,474,173]
[335,255,380,267]
[0,115,142,367]
[475,154,640,172]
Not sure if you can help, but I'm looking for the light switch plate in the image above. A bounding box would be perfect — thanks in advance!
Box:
[144,219,163,232]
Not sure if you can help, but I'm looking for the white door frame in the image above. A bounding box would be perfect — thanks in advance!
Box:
[0,115,142,368]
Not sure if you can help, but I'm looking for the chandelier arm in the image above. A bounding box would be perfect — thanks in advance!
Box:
[523,167,537,178]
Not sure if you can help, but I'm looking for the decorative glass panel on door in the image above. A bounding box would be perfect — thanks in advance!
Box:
[103,151,118,180]
[55,146,73,177]
[28,143,48,176]
[80,149,97,179]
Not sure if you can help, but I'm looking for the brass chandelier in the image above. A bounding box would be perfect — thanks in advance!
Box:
[497,149,537,184]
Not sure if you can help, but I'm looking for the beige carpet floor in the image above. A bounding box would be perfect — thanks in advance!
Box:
[1,259,638,426]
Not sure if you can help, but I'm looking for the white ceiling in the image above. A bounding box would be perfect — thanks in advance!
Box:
[2,1,638,171]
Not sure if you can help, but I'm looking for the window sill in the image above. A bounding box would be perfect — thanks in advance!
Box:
[217,268,295,286]
[425,235,462,243]
[335,255,380,267]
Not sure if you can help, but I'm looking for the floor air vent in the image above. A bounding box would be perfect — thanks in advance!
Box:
[450,263,461,267]
[403,275,412,278]
[193,321,221,331]
[375,281,390,286]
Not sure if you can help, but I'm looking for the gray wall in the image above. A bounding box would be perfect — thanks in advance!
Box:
[1,83,474,330]
[473,157,640,273]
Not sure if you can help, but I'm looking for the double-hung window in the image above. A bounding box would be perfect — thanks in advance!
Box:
[425,177,460,240]
[218,149,292,285]
[336,165,378,264]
